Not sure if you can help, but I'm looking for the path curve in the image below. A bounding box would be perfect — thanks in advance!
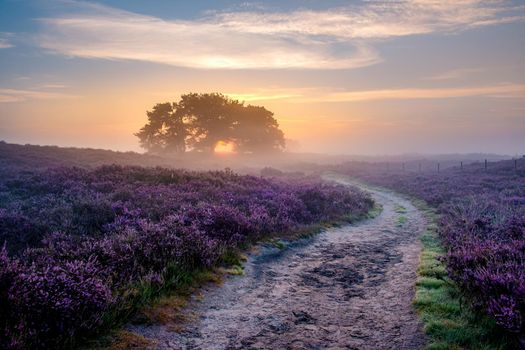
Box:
[131,176,427,349]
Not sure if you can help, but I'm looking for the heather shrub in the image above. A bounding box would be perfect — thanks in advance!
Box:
[5,257,113,349]
[71,195,115,235]
[0,210,45,253]
[0,246,19,348]
[441,199,525,332]
[0,164,373,348]
[181,204,252,244]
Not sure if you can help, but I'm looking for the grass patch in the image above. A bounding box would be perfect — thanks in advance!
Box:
[106,330,156,350]
[395,205,407,214]
[397,215,408,226]
[218,265,245,276]
[368,202,383,219]
[219,248,247,267]
[267,238,286,249]
[131,268,225,329]
[413,202,511,350]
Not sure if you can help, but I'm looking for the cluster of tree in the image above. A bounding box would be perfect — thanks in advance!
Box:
[136,93,285,154]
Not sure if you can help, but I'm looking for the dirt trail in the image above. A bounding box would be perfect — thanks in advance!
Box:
[131,176,427,349]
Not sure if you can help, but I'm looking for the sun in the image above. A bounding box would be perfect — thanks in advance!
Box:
[214,140,235,154]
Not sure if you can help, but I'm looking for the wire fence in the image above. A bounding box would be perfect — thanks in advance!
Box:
[378,157,524,173]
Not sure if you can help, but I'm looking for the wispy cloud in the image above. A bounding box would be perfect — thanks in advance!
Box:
[35,0,525,69]
[0,33,13,49]
[226,84,525,103]
[216,1,524,39]
[0,88,78,103]
[226,92,302,102]
[308,84,525,102]
[38,83,68,89]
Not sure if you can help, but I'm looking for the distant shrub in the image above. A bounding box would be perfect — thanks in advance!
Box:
[260,166,284,177]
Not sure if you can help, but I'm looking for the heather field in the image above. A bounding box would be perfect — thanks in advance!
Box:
[2,1,524,349]
[1,141,524,350]
[335,158,525,346]
[0,157,373,349]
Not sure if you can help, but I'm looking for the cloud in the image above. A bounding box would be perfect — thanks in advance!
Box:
[0,33,13,49]
[35,0,525,69]
[38,84,68,89]
[36,3,380,70]
[0,88,78,103]
[226,84,525,103]
[309,84,525,102]
[216,0,524,39]
[225,92,302,102]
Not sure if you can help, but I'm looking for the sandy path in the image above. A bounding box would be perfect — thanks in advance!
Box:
[130,176,427,349]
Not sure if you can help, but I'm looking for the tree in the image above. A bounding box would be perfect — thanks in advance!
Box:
[230,104,285,153]
[176,93,239,153]
[136,93,286,154]
[135,103,186,154]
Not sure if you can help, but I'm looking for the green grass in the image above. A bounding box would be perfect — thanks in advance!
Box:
[413,203,511,350]
[397,215,408,226]
[368,202,383,219]
[220,248,246,266]
[266,238,286,249]
[219,265,245,276]
[395,205,407,214]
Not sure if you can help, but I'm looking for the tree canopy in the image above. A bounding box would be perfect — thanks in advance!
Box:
[136,93,285,154]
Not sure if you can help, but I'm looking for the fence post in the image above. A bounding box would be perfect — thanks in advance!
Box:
[437,163,440,173]
[460,161,463,171]
[515,159,518,170]
[485,159,487,170]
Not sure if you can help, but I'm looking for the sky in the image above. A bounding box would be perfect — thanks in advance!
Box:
[0,0,524,155]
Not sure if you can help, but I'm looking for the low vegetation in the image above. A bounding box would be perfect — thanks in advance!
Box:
[337,158,525,347]
[0,159,373,349]
[414,201,510,349]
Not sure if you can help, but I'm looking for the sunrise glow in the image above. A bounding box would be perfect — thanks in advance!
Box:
[214,140,235,154]
[0,0,523,155]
